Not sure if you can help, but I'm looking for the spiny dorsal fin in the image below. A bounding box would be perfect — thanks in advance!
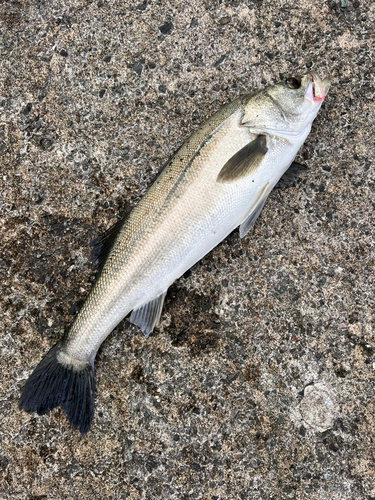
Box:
[217,135,268,183]
[130,291,167,338]
[91,215,128,272]
[275,162,308,188]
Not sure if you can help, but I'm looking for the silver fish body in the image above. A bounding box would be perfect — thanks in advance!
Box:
[19,71,331,433]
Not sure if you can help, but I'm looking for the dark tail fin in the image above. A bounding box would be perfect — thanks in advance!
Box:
[19,341,95,435]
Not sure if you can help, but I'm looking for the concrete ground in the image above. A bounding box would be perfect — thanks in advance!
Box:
[1,0,374,498]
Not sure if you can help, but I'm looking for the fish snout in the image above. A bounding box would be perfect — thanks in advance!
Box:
[307,71,331,102]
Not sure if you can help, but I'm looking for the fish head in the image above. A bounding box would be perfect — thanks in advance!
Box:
[242,72,331,142]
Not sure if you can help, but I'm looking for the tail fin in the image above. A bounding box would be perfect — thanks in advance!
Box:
[19,341,95,435]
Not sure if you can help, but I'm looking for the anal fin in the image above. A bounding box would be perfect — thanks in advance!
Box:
[130,291,167,338]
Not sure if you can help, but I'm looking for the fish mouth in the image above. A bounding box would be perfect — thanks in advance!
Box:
[305,72,331,103]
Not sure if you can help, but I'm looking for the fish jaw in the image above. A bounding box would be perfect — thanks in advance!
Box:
[240,71,330,143]
[305,71,331,103]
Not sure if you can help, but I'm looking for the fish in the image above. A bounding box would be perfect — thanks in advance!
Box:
[19,71,331,434]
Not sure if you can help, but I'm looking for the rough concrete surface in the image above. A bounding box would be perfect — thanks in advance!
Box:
[1,0,374,498]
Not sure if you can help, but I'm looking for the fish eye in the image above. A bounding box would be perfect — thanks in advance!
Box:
[284,77,302,89]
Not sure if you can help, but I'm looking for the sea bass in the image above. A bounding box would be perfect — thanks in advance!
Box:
[19,71,330,434]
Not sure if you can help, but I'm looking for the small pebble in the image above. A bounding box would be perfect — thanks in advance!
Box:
[159,22,173,35]
[300,383,338,432]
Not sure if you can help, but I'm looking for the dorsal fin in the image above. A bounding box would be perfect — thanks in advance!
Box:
[90,154,177,275]
[91,216,128,272]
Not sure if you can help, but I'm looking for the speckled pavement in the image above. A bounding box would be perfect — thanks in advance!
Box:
[1,1,374,499]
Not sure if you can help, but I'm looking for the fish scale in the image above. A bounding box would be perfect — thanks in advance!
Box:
[19,71,331,434]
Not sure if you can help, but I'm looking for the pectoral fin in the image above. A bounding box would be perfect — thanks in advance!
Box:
[217,135,268,183]
[130,291,167,338]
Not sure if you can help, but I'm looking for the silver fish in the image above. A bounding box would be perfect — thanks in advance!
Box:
[19,71,331,433]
